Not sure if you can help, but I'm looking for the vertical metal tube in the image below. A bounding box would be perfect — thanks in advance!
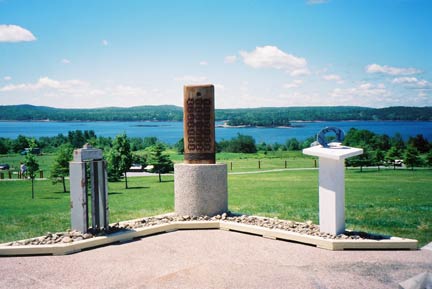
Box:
[91,161,100,230]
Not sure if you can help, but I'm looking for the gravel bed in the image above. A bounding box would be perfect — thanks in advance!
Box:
[4,213,386,247]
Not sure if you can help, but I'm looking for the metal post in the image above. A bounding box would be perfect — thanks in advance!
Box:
[70,161,88,233]
[70,145,109,233]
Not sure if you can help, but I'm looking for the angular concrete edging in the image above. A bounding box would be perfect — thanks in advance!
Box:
[0,216,418,256]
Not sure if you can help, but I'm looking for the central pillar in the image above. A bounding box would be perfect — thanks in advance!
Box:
[175,84,228,216]
[303,144,363,235]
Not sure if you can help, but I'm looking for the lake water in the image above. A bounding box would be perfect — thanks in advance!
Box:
[0,121,431,144]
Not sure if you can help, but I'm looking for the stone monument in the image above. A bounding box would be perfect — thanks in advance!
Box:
[303,127,363,235]
[174,85,228,216]
[69,144,109,233]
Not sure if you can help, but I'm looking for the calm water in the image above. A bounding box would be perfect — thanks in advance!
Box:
[0,121,431,144]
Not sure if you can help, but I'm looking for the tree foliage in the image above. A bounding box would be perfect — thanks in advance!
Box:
[146,143,173,182]
[107,133,133,188]
[218,134,257,153]
[1,105,431,124]
[23,139,40,199]
[51,144,73,193]
[404,146,423,170]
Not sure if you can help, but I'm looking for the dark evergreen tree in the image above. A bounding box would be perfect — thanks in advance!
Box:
[404,146,423,170]
[147,143,173,182]
[408,134,429,153]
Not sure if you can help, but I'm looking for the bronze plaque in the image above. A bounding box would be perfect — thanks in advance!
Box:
[183,84,215,164]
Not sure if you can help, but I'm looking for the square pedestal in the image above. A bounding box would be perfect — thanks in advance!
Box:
[303,145,363,235]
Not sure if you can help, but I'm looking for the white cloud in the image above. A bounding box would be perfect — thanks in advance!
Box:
[330,82,390,98]
[199,61,208,66]
[290,68,310,76]
[0,76,153,108]
[418,91,428,98]
[283,79,303,88]
[0,77,87,92]
[3,76,11,81]
[224,55,237,64]
[61,59,71,64]
[365,64,421,76]
[239,46,308,76]
[0,24,36,42]
[322,74,343,83]
[392,77,431,89]
[174,75,208,83]
[392,77,418,84]
[101,39,109,46]
[111,85,147,97]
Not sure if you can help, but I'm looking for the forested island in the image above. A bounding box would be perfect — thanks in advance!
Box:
[0,104,431,125]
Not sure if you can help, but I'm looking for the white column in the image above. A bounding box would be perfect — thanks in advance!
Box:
[303,145,363,235]
[319,157,345,235]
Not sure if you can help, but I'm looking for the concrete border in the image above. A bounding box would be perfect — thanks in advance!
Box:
[0,217,418,256]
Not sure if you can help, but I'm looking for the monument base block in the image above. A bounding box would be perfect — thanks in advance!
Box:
[174,163,227,216]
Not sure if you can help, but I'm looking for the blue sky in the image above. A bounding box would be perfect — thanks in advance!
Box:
[0,0,431,108]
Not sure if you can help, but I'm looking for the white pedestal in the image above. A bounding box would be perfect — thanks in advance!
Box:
[174,163,228,216]
[303,145,363,235]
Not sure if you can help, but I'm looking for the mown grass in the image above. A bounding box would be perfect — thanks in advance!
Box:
[0,153,56,178]
[0,176,174,242]
[1,167,431,246]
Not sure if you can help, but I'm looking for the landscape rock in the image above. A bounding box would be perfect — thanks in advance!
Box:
[4,212,385,247]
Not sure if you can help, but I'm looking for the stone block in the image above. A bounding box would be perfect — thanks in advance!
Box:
[174,163,227,216]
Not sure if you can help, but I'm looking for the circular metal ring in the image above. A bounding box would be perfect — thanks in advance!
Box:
[316,127,345,148]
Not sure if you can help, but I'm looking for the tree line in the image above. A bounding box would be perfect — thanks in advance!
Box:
[1,105,431,124]
[3,128,431,198]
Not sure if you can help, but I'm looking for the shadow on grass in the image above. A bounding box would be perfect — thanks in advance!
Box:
[40,196,61,200]
[54,191,70,194]
[126,186,150,190]
[108,192,123,195]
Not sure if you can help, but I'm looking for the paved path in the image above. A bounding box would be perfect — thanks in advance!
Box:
[1,230,431,289]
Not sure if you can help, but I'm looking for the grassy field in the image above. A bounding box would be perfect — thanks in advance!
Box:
[0,151,316,178]
[0,165,431,246]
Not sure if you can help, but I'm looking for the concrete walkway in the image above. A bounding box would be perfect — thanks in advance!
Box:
[1,230,431,289]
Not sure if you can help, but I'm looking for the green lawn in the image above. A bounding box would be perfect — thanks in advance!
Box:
[1,167,431,246]
[0,153,56,179]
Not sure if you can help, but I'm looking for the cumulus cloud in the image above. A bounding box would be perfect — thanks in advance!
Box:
[0,24,36,42]
[3,76,11,81]
[224,55,237,64]
[392,77,431,89]
[331,83,390,98]
[0,76,152,107]
[239,46,308,76]
[61,59,71,64]
[0,77,87,92]
[101,39,109,46]
[283,79,303,88]
[365,64,421,76]
[199,61,208,66]
[322,74,343,83]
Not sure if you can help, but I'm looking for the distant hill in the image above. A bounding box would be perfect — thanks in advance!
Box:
[0,105,431,125]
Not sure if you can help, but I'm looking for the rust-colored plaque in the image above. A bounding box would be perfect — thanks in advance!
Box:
[183,84,215,164]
